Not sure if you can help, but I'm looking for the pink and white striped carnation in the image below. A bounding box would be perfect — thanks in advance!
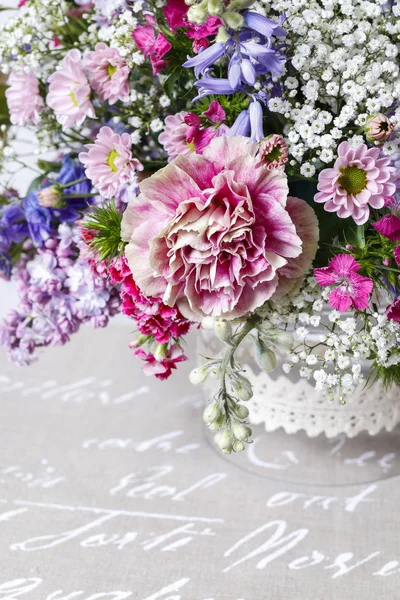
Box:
[121,136,319,321]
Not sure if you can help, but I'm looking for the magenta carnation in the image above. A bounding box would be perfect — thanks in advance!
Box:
[79,126,143,198]
[85,43,130,105]
[108,255,191,343]
[47,49,95,130]
[387,298,400,323]
[314,254,373,312]
[121,136,319,321]
[314,141,398,226]
[132,25,171,75]
[372,214,400,241]
[6,72,43,126]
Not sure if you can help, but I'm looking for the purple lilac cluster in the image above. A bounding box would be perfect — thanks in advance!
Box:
[0,223,120,366]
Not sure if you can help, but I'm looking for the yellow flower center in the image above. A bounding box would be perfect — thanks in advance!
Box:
[107,63,117,78]
[337,165,367,196]
[107,149,120,172]
[186,140,195,152]
[70,90,78,107]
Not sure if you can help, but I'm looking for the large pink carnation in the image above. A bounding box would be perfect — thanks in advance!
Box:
[121,136,319,320]
[315,141,398,226]
[6,72,43,126]
[85,43,130,105]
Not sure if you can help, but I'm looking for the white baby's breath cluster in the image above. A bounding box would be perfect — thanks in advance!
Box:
[264,276,400,402]
[78,7,144,67]
[260,0,400,169]
[0,1,69,74]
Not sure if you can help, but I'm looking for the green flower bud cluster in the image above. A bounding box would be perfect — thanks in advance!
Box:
[185,0,255,30]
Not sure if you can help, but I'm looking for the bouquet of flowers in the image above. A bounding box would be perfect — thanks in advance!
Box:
[1,0,400,454]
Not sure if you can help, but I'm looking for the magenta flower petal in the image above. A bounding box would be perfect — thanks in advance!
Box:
[372,214,400,241]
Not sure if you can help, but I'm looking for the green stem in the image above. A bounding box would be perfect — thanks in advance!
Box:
[59,177,88,189]
[220,314,262,398]
[61,193,96,199]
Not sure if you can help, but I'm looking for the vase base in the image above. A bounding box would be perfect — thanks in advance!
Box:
[205,422,400,486]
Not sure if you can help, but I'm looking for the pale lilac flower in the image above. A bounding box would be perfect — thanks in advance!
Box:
[79,126,143,198]
[5,72,43,126]
[314,141,398,226]
[47,49,96,130]
[314,254,373,312]
[85,43,130,105]
[121,135,319,320]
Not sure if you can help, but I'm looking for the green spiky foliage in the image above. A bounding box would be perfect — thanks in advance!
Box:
[81,202,125,262]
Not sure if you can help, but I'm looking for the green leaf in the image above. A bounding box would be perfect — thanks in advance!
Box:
[27,174,47,194]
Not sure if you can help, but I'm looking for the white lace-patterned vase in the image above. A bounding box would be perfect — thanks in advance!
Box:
[199,331,400,439]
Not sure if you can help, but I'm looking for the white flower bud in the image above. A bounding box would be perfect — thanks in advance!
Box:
[223,11,244,29]
[254,337,277,373]
[233,440,246,453]
[272,330,294,350]
[227,0,254,10]
[231,374,253,401]
[216,26,229,43]
[208,0,223,14]
[232,421,252,442]
[214,430,233,453]
[231,403,250,419]
[189,366,209,385]
[187,3,208,23]
[214,318,233,342]
[203,402,221,424]
[208,415,226,431]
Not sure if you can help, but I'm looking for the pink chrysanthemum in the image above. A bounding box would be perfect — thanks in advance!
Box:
[259,134,288,170]
[314,254,373,312]
[6,72,43,126]
[85,43,130,105]
[47,49,95,130]
[121,135,319,321]
[314,141,398,226]
[159,112,192,161]
[79,126,143,198]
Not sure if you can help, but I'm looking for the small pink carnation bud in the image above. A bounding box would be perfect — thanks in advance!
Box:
[38,185,66,209]
[259,134,288,170]
[365,114,395,142]
[383,258,390,266]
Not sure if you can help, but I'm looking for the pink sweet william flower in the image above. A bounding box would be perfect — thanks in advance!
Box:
[5,72,43,126]
[132,345,187,380]
[79,126,143,198]
[387,298,400,323]
[372,214,400,241]
[314,141,398,226]
[47,49,95,130]
[85,43,130,105]
[314,254,373,312]
[121,135,319,321]
[164,0,221,40]
[132,25,171,75]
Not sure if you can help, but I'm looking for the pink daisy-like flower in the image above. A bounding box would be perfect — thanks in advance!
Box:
[259,134,288,170]
[5,72,43,126]
[47,49,95,130]
[79,126,143,198]
[314,254,373,312]
[314,141,398,226]
[159,112,192,162]
[85,43,130,105]
[121,135,319,321]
